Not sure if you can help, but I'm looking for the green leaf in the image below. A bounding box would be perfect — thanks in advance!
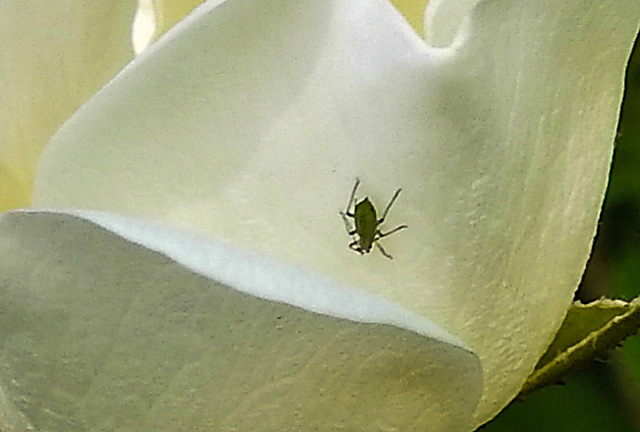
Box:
[520,298,640,398]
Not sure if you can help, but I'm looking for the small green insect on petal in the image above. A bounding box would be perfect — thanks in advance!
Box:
[339,178,408,260]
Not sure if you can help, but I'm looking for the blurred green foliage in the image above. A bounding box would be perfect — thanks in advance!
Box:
[483,36,640,432]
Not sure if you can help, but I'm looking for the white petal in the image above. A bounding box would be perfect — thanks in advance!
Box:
[132,0,210,53]
[32,0,640,425]
[424,0,481,47]
[149,0,208,38]
[0,0,138,211]
[0,210,482,431]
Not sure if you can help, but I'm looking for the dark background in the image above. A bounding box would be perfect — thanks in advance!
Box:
[483,37,640,431]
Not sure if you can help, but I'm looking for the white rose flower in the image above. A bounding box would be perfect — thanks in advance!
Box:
[1,0,638,430]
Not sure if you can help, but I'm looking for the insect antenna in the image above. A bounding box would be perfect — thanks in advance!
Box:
[343,178,360,214]
[339,178,361,233]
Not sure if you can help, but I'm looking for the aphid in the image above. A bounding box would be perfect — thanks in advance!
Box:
[339,178,408,260]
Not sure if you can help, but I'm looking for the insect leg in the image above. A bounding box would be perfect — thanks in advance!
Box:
[375,242,393,260]
[339,211,357,234]
[378,188,402,224]
[349,240,365,255]
[377,224,408,239]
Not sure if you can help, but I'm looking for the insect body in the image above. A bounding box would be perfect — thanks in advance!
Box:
[340,178,408,259]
